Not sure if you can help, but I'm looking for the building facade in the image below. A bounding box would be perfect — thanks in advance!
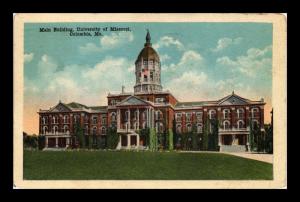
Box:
[38,31,265,152]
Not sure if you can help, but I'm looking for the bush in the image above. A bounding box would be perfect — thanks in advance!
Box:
[107,127,119,149]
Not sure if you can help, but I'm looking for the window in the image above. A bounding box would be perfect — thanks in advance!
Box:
[209,110,216,119]
[74,115,80,124]
[197,124,203,133]
[251,108,259,118]
[52,116,58,124]
[186,113,192,122]
[155,98,165,103]
[223,109,230,119]
[237,120,245,129]
[111,112,116,122]
[92,117,98,124]
[150,72,153,81]
[101,127,106,135]
[187,124,192,132]
[176,113,182,122]
[63,125,69,133]
[42,126,48,134]
[223,120,230,130]
[85,126,89,135]
[63,115,69,123]
[156,110,163,120]
[84,115,89,123]
[176,124,182,133]
[52,126,58,134]
[237,108,245,118]
[42,117,48,124]
[144,75,148,82]
[92,127,97,135]
[101,116,107,125]
[196,112,203,122]
[111,100,116,106]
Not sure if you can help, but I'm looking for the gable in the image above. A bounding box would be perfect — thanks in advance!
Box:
[219,95,248,105]
[50,103,72,112]
[117,96,149,106]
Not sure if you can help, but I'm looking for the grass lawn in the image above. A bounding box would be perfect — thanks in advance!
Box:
[23,150,273,180]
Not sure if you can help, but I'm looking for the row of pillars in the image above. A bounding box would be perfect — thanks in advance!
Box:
[45,136,70,148]
[117,107,155,130]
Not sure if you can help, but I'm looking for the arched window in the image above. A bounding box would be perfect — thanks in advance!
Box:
[111,112,116,122]
[237,108,244,118]
[52,126,58,134]
[63,115,69,123]
[42,126,48,134]
[63,125,69,133]
[197,123,203,133]
[223,120,230,130]
[52,116,58,124]
[237,120,245,129]
[186,124,192,133]
[223,109,230,119]
[209,110,216,119]
[251,108,259,118]
[92,126,97,135]
[42,117,47,124]
[101,127,106,135]
[176,124,182,133]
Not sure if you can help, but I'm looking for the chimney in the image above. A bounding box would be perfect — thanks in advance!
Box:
[122,85,125,93]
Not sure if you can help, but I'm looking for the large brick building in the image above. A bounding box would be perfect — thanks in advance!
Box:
[38,31,265,152]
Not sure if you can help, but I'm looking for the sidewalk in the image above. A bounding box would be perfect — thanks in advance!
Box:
[221,152,273,164]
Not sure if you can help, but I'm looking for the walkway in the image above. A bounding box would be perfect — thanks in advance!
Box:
[221,152,273,164]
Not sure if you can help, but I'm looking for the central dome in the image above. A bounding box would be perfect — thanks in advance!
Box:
[136,46,160,63]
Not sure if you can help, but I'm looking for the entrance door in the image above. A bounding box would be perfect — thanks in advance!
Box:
[130,135,137,146]
[223,135,232,145]
[121,135,127,147]
[140,136,145,146]
[48,138,56,147]
[58,138,66,147]
[236,135,245,145]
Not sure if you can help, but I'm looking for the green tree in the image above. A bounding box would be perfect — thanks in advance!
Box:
[74,123,85,148]
[149,128,157,151]
[168,128,174,151]
[106,127,119,149]
[202,117,210,151]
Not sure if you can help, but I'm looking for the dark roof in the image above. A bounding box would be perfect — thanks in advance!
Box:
[66,102,88,109]
[175,101,216,108]
[89,106,107,110]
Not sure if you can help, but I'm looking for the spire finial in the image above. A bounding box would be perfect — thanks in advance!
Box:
[145,29,151,44]
[232,90,234,95]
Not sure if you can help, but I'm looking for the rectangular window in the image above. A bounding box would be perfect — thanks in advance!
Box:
[101,117,107,125]
[144,75,148,82]
[196,112,203,121]
[186,113,192,122]
[92,117,98,124]
[176,113,182,122]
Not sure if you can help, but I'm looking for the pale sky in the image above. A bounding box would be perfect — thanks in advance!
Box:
[24,22,273,134]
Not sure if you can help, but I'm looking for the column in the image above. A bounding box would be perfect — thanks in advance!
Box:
[218,134,221,146]
[128,109,131,130]
[117,109,121,129]
[127,134,131,149]
[45,136,48,148]
[146,108,149,128]
[137,109,140,129]
[137,134,140,148]
[152,108,154,129]
[66,137,70,147]
[55,137,58,148]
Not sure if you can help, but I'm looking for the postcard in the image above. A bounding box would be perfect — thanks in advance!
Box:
[13,13,287,189]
